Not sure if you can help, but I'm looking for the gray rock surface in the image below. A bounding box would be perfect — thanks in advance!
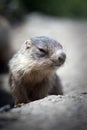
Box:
[0,94,87,130]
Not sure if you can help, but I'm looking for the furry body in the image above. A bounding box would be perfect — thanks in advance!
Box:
[9,36,66,104]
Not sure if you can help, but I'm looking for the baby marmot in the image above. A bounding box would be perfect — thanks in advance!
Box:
[9,36,66,104]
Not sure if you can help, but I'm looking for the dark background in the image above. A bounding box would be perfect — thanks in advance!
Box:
[0,0,87,23]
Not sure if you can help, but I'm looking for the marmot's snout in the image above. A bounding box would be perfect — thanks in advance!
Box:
[57,51,66,66]
[51,50,66,67]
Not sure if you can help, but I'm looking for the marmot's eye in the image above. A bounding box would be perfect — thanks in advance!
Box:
[38,48,47,54]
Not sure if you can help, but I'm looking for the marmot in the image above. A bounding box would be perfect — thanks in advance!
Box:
[9,36,66,104]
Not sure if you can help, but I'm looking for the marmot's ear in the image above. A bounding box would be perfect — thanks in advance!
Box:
[25,39,32,49]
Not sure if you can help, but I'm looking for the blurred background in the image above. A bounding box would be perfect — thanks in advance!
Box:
[0,0,87,107]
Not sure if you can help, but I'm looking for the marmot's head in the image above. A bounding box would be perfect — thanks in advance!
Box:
[20,36,66,74]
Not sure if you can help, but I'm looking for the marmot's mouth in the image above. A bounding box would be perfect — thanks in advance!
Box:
[53,62,64,67]
[51,58,65,67]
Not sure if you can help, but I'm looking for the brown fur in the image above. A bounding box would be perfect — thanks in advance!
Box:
[9,36,66,104]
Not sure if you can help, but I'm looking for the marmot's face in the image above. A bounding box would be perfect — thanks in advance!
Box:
[24,36,66,72]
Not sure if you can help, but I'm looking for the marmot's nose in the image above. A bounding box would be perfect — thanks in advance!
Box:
[58,52,66,66]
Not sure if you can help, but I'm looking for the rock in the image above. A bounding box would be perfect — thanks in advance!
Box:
[0,94,87,130]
